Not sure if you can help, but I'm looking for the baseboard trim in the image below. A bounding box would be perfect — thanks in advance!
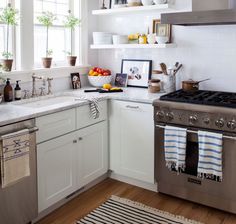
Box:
[109,172,157,192]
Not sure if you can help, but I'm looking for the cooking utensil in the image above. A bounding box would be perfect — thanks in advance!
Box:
[160,63,168,75]
[182,78,210,91]
[173,64,183,76]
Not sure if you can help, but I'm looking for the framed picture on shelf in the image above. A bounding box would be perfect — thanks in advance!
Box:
[71,73,81,89]
[121,59,152,88]
[152,19,172,43]
[110,0,127,8]
[115,73,128,87]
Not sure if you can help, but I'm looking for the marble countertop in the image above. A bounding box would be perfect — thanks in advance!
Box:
[0,87,165,126]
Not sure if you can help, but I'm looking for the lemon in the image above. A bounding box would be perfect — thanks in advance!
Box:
[103,83,112,90]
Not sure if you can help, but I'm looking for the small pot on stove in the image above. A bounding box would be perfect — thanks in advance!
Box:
[182,78,210,92]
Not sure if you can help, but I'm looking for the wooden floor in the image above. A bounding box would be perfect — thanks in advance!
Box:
[37,178,236,224]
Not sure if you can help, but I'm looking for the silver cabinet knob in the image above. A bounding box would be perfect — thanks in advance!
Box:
[78,137,83,141]
[227,121,236,130]
[73,140,77,144]
[166,112,174,121]
[215,119,224,128]
[189,115,198,124]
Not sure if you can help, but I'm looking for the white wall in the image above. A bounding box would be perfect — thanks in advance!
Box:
[91,1,236,92]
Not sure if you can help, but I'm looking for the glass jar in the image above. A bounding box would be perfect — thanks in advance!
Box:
[139,34,147,44]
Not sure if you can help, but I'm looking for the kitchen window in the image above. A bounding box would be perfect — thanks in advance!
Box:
[34,0,81,67]
[0,0,15,68]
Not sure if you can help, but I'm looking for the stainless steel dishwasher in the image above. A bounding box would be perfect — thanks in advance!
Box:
[0,119,38,224]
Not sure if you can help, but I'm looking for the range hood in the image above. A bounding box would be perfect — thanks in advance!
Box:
[161,0,236,26]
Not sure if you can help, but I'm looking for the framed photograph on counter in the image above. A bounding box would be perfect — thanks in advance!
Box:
[121,59,152,88]
[71,73,81,89]
[152,19,172,43]
[115,73,128,87]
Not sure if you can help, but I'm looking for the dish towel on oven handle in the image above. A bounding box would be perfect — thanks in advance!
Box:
[164,126,187,173]
[89,98,100,119]
[198,131,223,181]
[0,129,30,188]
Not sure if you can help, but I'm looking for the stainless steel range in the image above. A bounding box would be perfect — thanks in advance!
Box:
[153,89,236,213]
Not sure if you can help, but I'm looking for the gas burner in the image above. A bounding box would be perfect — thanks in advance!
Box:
[160,89,236,108]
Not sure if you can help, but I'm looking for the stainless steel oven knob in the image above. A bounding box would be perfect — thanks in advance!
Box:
[156,111,165,119]
[215,119,224,128]
[203,118,210,125]
[189,115,198,124]
[227,121,236,130]
[166,112,174,121]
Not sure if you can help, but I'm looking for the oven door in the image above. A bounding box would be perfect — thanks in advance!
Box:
[155,123,236,213]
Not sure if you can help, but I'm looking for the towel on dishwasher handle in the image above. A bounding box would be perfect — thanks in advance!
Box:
[0,129,30,188]
[164,126,187,173]
[198,131,223,181]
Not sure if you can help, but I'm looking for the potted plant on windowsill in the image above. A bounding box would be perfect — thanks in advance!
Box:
[63,10,81,66]
[37,11,56,68]
[0,3,18,72]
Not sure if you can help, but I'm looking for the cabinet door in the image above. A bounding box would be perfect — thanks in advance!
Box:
[76,122,108,187]
[109,101,154,184]
[76,100,107,130]
[36,109,76,143]
[37,132,77,212]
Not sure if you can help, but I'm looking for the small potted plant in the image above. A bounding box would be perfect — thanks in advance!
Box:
[37,11,56,68]
[0,3,19,71]
[63,10,81,66]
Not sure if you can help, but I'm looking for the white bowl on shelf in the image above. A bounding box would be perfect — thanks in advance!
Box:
[88,75,112,87]
[154,0,167,4]
[141,0,153,6]
[93,32,113,45]
[112,35,128,45]
[155,36,169,44]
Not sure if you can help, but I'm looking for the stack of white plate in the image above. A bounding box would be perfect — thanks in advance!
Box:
[93,32,113,45]
[112,35,128,44]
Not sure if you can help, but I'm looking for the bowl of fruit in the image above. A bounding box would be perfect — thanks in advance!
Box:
[88,67,112,87]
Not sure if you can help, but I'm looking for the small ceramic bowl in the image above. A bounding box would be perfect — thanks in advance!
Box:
[155,36,169,44]
[141,0,153,6]
[154,0,167,4]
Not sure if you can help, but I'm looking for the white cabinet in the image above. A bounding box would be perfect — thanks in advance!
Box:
[109,100,154,184]
[76,121,108,187]
[76,101,107,129]
[36,109,76,143]
[37,122,108,212]
[37,132,77,212]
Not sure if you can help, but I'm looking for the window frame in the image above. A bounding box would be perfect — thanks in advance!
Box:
[0,0,17,70]
[1,0,87,72]
[33,0,81,68]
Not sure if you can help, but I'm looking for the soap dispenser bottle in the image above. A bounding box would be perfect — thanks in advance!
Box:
[4,78,13,102]
[14,80,21,100]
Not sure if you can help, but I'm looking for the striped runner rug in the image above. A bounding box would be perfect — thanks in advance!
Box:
[77,195,203,224]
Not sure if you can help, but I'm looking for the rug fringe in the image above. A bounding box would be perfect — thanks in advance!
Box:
[111,195,204,224]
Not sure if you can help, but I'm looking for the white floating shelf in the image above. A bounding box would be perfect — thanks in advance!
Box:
[92,4,174,15]
[90,44,177,49]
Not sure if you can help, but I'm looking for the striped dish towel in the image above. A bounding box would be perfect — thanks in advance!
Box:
[89,98,100,119]
[164,126,187,172]
[0,129,30,188]
[198,131,223,181]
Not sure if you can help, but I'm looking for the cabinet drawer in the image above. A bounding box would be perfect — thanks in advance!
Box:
[36,109,76,143]
[76,100,107,129]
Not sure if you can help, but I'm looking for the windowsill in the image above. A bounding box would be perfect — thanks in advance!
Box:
[0,65,91,83]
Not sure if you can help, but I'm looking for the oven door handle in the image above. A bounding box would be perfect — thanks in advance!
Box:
[155,124,236,141]
[29,126,39,134]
